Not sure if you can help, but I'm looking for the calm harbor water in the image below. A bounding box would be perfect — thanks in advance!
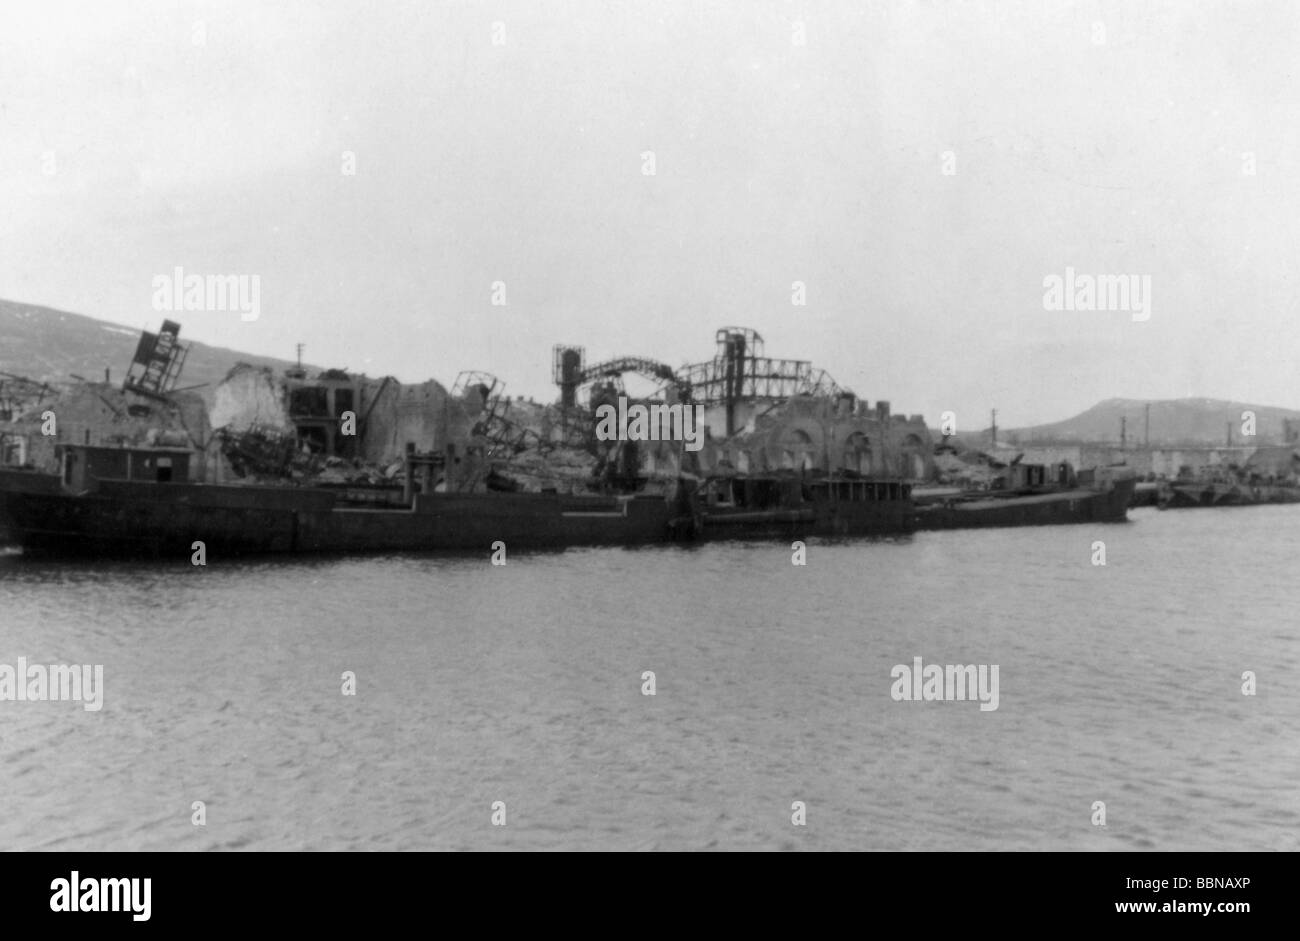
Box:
[1,505,1297,851]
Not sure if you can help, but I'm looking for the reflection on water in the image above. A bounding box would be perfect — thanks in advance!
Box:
[1,506,1297,850]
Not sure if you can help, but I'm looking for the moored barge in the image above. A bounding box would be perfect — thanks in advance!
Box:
[913,461,1136,530]
[0,444,916,557]
[679,474,914,540]
[1157,478,1300,509]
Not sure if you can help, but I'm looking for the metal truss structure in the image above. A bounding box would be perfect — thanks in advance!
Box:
[123,319,189,398]
[678,327,849,406]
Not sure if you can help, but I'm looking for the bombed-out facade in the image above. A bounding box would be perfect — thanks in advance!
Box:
[3,322,938,496]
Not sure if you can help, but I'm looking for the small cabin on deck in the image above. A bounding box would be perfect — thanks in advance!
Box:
[699,475,911,509]
[57,444,193,491]
[998,461,1075,491]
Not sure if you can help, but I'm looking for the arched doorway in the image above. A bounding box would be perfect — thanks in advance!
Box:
[781,428,815,471]
[897,433,927,479]
[842,432,872,475]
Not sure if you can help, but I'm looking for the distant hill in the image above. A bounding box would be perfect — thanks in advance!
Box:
[0,299,312,405]
[963,398,1300,447]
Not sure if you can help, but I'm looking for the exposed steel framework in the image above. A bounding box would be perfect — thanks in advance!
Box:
[452,370,508,441]
[550,327,851,438]
[123,320,189,398]
[453,370,576,456]
[678,327,848,406]
[553,345,686,408]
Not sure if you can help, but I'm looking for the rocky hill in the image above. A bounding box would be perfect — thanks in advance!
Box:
[969,398,1300,447]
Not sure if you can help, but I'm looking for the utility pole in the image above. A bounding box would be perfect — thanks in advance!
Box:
[296,343,305,370]
[1145,403,1151,447]
[1121,416,1127,449]
[990,409,997,449]
[1226,421,1232,447]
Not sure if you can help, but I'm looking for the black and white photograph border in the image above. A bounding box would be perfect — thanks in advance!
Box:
[0,0,1293,889]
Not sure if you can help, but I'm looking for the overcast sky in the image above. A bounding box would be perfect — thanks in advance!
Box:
[2,0,1297,428]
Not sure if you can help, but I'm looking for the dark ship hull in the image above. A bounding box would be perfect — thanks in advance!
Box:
[0,477,692,557]
[1157,480,1300,509]
[1129,481,1161,507]
[0,462,917,558]
[914,476,1136,530]
[0,468,64,546]
[684,476,914,540]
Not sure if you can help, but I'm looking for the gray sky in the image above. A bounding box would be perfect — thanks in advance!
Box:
[2,0,1297,428]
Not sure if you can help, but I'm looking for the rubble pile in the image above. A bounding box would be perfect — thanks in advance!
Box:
[497,446,597,492]
[486,398,590,453]
[461,396,603,492]
[932,450,1001,489]
[217,424,408,487]
[215,425,302,479]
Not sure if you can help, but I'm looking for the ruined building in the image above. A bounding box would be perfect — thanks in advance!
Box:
[210,363,483,482]
[551,327,935,484]
[207,325,936,496]
[3,319,936,496]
